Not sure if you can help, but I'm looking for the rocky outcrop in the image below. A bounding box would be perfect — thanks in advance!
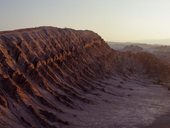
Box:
[111,51,170,83]
[0,27,170,128]
[0,27,115,128]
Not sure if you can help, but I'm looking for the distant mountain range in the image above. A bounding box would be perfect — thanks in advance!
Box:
[135,39,170,45]
[108,42,170,64]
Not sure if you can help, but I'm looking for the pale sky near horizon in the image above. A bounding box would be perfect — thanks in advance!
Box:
[1,0,170,44]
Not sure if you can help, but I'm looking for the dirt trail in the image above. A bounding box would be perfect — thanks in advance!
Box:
[64,75,170,128]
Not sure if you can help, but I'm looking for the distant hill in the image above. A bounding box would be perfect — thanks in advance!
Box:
[122,45,144,52]
[135,38,170,45]
[108,42,170,64]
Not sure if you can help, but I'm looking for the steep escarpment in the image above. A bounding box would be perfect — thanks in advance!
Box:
[0,27,114,128]
[0,27,170,128]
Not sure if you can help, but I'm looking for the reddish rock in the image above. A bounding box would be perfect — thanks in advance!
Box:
[0,26,169,128]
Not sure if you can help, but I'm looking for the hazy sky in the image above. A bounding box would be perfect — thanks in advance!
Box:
[1,0,170,44]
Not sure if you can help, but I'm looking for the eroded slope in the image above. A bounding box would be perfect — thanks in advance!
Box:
[0,27,114,128]
[0,27,170,128]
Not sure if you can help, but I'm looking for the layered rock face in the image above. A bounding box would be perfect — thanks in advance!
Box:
[0,27,170,128]
[0,27,114,128]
